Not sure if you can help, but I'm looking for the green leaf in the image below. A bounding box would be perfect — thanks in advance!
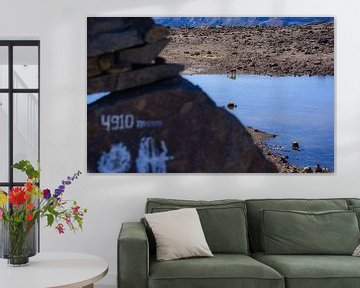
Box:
[47,214,54,227]
[46,205,60,217]
[75,216,83,230]
[12,160,40,180]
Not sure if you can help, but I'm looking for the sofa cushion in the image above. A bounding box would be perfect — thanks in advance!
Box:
[149,254,284,288]
[347,198,360,207]
[252,252,360,288]
[146,198,249,254]
[349,205,360,228]
[246,198,349,252]
[145,208,213,261]
[347,199,360,229]
[261,209,359,255]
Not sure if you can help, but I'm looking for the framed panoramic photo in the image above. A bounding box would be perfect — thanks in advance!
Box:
[87,17,334,173]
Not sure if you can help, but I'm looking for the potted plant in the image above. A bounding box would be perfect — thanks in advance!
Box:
[0,160,86,266]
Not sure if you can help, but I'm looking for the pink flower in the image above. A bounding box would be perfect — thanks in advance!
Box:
[72,205,80,215]
[56,223,65,234]
[0,208,3,220]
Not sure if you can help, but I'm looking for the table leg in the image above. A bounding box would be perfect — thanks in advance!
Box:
[82,284,94,288]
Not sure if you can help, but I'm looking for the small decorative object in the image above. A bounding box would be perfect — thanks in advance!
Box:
[0,160,87,266]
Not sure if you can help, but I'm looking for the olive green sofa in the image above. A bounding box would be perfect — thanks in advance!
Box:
[118,198,360,288]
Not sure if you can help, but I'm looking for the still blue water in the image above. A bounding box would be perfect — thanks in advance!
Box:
[184,74,334,171]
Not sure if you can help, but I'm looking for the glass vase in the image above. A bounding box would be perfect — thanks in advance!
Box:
[0,220,37,266]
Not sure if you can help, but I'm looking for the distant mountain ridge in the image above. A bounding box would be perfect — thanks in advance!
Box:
[153,17,334,27]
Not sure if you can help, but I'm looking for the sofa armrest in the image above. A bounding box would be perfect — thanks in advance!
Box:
[118,222,149,288]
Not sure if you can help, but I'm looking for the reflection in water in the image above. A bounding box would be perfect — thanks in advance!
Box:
[184,74,334,171]
[227,69,237,80]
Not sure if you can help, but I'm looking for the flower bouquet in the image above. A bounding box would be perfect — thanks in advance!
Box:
[0,160,87,266]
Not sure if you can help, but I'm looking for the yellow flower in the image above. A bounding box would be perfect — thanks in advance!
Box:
[0,190,7,206]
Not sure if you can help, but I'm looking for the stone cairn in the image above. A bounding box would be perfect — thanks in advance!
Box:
[87,17,278,173]
[87,17,183,94]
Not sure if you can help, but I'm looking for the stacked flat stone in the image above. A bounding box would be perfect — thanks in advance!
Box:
[87,17,183,94]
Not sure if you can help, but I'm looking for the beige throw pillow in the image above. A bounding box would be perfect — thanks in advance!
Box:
[145,208,213,261]
[353,244,360,256]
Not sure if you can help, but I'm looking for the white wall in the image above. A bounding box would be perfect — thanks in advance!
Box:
[1,0,360,286]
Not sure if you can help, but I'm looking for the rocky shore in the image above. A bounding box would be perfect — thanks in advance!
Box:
[247,127,330,173]
[160,22,334,76]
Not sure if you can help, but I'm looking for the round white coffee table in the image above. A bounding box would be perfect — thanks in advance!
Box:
[0,252,108,288]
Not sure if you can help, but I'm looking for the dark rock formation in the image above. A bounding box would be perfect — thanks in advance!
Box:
[227,102,237,110]
[88,29,144,57]
[88,63,183,94]
[118,38,170,64]
[88,77,278,173]
[87,17,178,94]
[145,25,170,43]
[302,166,313,173]
[87,17,154,38]
[292,141,300,151]
[315,164,322,173]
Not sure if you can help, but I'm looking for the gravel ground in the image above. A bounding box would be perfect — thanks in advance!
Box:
[161,22,334,76]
